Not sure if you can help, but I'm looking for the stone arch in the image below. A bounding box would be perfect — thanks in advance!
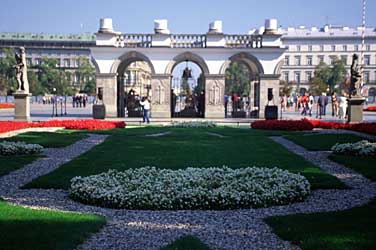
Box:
[273,59,283,75]
[219,52,264,76]
[90,56,100,73]
[165,52,210,75]
[111,51,156,75]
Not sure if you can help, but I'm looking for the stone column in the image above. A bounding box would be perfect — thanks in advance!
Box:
[96,73,117,118]
[13,92,31,121]
[151,74,171,118]
[205,74,225,118]
[259,74,280,119]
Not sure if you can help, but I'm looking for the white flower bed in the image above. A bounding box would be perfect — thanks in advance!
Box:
[171,121,217,128]
[70,166,310,210]
[0,141,43,155]
[331,140,376,156]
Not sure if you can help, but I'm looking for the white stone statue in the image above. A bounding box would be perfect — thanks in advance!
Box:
[15,47,29,93]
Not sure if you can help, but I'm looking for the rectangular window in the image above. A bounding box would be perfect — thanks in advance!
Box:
[343,45,347,51]
[35,58,42,65]
[364,71,370,83]
[283,72,289,82]
[364,55,370,66]
[306,71,312,82]
[366,44,371,51]
[297,45,301,52]
[71,58,78,68]
[63,58,70,68]
[329,56,336,65]
[294,72,301,83]
[295,56,301,66]
[331,45,336,51]
[318,55,324,63]
[308,45,313,52]
[306,56,313,66]
[341,55,348,65]
[320,45,324,52]
[66,72,71,82]
[284,56,289,66]
[354,45,359,51]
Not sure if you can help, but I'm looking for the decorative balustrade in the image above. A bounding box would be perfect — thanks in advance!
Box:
[115,34,152,48]
[170,34,207,48]
[225,35,263,48]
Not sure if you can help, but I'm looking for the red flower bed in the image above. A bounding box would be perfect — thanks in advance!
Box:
[0,119,126,133]
[364,106,376,111]
[0,103,15,109]
[307,119,376,135]
[251,119,314,131]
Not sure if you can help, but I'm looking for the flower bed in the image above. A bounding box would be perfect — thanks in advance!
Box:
[251,119,314,131]
[70,166,310,210]
[0,103,15,109]
[364,106,376,112]
[171,121,217,128]
[0,141,43,155]
[332,140,376,156]
[307,119,376,135]
[0,119,126,133]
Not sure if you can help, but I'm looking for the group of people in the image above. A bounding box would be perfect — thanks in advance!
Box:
[72,95,88,108]
[281,91,349,120]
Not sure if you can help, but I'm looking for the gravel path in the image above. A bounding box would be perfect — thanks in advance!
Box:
[1,133,375,250]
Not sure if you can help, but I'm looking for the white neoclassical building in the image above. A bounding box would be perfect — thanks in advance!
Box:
[92,18,285,119]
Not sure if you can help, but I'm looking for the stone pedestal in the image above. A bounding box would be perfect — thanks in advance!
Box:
[14,92,31,121]
[96,73,117,118]
[259,74,280,119]
[93,104,106,119]
[347,97,366,123]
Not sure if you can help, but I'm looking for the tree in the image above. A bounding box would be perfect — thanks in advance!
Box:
[77,56,96,94]
[328,57,346,93]
[279,80,293,96]
[28,71,44,95]
[225,62,250,96]
[0,48,17,94]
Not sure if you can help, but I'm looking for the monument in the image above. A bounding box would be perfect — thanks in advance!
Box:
[347,54,366,123]
[13,47,31,121]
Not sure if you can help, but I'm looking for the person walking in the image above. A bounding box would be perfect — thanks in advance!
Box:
[331,91,338,117]
[140,97,151,124]
[308,93,314,116]
[338,92,348,120]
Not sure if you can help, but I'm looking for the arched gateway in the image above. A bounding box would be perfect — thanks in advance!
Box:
[91,18,285,118]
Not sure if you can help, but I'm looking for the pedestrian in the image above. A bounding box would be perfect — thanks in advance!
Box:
[140,96,151,124]
[308,93,314,116]
[301,93,308,116]
[338,92,348,120]
[318,92,328,119]
[331,91,338,117]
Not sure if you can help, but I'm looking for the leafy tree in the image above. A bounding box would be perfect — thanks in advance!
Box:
[28,71,44,95]
[77,56,96,94]
[225,62,250,96]
[0,48,17,94]
[328,57,347,93]
[279,80,293,96]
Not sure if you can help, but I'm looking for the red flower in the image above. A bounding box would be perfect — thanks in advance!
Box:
[0,103,15,109]
[0,119,126,133]
[364,106,376,111]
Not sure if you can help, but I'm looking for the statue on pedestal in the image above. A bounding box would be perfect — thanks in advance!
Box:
[349,54,362,98]
[14,47,29,93]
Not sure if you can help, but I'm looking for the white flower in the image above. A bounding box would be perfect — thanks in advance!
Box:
[0,141,43,155]
[331,140,376,156]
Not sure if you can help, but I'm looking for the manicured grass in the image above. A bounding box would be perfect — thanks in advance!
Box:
[0,155,39,177]
[25,127,345,190]
[283,133,366,151]
[160,235,210,250]
[265,198,376,250]
[329,154,376,181]
[2,130,87,148]
[0,199,106,250]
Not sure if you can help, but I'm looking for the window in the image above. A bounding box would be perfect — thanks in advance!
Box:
[306,56,313,66]
[366,44,371,51]
[341,55,348,65]
[318,55,324,63]
[63,58,70,68]
[306,71,312,82]
[343,45,347,51]
[75,72,80,84]
[354,45,359,51]
[283,72,289,82]
[329,56,336,65]
[308,45,313,52]
[297,45,301,52]
[71,58,78,68]
[284,56,289,66]
[364,71,369,83]
[320,45,324,52]
[331,45,336,51]
[294,72,301,83]
[295,56,301,66]
[34,58,42,65]
[364,55,370,66]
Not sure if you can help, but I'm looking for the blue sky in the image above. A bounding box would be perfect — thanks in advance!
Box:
[0,0,375,34]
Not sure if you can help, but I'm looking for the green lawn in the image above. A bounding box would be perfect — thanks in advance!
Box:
[283,133,366,151]
[160,235,210,250]
[329,154,376,181]
[0,155,39,177]
[0,199,105,250]
[25,127,345,190]
[265,198,376,250]
[2,130,87,148]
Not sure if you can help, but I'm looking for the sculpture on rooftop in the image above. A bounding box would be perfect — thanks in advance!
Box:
[349,53,362,97]
[14,47,29,93]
